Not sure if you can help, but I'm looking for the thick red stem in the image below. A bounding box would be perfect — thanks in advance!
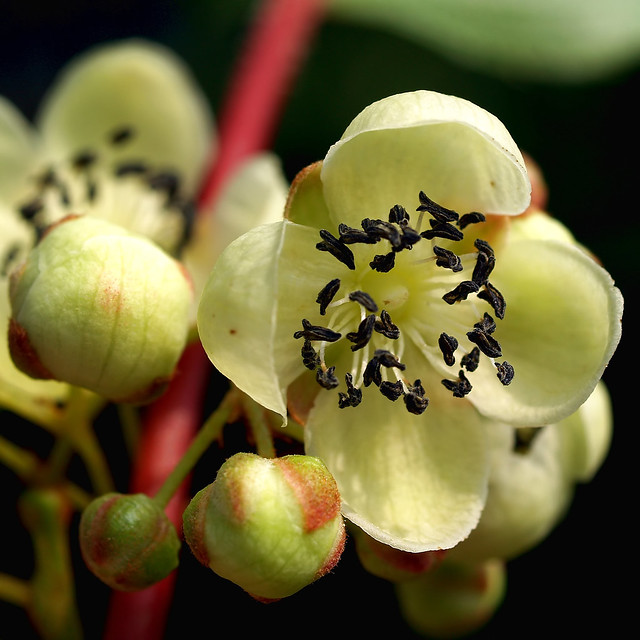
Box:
[198,0,326,209]
[102,1,325,638]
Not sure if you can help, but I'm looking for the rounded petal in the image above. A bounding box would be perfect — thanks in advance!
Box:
[36,39,214,195]
[468,238,623,426]
[0,96,38,202]
[197,220,342,423]
[321,91,530,229]
[448,422,574,564]
[508,209,576,244]
[557,381,613,483]
[305,384,490,552]
[0,206,69,415]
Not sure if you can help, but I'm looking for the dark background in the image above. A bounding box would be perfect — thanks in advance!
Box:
[1,1,636,638]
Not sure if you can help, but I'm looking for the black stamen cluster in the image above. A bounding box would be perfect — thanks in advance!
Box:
[306,190,515,409]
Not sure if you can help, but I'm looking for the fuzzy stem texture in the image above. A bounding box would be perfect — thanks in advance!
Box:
[102,1,326,639]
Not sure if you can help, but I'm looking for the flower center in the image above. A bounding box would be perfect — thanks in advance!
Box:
[293,192,514,415]
[13,126,192,253]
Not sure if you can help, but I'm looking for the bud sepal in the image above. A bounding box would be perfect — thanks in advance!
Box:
[8,214,192,403]
[183,452,345,601]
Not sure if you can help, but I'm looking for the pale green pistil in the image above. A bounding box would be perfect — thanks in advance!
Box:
[293,192,515,415]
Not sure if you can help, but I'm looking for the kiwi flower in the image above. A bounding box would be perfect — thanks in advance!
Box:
[197,90,622,552]
[0,39,212,413]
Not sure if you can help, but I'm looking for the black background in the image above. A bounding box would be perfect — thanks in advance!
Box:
[1,1,636,638]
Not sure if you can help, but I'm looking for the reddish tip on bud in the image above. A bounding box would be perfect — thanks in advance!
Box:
[352,525,446,582]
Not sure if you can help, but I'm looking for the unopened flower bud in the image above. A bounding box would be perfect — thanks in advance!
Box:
[183,452,345,602]
[79,492,180,591]
[352,525,446,583]
[395,559,506,638]
[8,214,192,403]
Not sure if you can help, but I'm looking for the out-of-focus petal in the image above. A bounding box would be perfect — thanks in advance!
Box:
[37,39,214,196]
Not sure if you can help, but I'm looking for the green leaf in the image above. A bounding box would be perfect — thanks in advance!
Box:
[328,0,640,82]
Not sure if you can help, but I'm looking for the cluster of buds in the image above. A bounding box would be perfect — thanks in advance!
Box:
[78,453,345,601]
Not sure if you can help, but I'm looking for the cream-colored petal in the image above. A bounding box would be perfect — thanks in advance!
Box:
[507,209,577,244]
[556,380,613,483]
[37,39,213,196]
[0,206,69,415]
[305,383,489,552]
[0,96,38,202]
[321,91,530,229]
[466,238,622,426]
[197,220,344,423]
[448,421,574,564]
[182,153,288,323]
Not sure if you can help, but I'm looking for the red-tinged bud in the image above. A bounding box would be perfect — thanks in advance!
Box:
[352,525,446,582]
[395,559,506,638]
[183,452,345,601]
[79,492,180,591]
[8,214,192,404]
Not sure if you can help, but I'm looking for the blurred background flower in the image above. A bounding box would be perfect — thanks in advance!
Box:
[1,1,635,638]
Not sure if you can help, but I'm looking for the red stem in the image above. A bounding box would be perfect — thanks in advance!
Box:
[102,1,325,638]
[198,0,326,210]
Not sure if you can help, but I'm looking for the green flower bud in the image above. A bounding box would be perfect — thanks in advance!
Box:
[79,492,180,591]
[395,559,506,638]
[8,214,192,403]
[183,452,345,602]
[351,525,446,583]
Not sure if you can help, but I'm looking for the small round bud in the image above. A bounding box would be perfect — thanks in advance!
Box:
[79,492,180,591]
[352,525,446,583]
[183,452,345,602]
[8,214,192,403]
[395,559,506,638]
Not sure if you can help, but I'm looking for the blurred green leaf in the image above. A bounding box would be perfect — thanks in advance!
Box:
[328,0,640,82]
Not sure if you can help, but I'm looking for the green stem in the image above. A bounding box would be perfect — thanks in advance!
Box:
[0,387,67,434]
[0,433,40,479]
[19,488,83,640]
[0,435,91,510]
[0,572,30,607]
[69,424,114,496]
[241,393,276,458]
[40,436,74,487]
[117,403,141,459]
[58,388,114,495]
[151,392,234,509]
